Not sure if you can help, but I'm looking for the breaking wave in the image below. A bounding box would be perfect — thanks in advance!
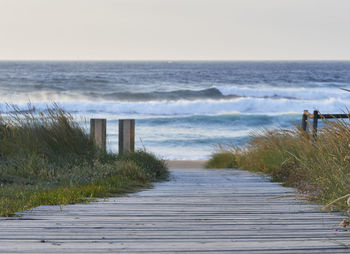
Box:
[1,97,348,116]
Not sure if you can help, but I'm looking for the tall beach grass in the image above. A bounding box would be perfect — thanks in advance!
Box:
[206,117,350,216]
[0,104,168,217]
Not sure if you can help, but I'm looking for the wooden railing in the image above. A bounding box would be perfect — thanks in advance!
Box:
[301,110,350,140]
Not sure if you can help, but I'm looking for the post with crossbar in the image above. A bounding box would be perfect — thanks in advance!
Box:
[312,110,319,141]
[90,119,107,151]
[119,119,135,154]
[301,110,308,131]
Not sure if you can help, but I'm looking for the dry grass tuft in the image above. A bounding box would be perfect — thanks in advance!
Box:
[206,116,350,215]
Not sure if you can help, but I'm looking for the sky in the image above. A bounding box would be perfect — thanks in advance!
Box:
[0,0,349,60]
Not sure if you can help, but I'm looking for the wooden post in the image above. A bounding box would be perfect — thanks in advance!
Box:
[312,110,319,141]
[90,119,106,151]
[301,110,308,131]
[119,119,135,154]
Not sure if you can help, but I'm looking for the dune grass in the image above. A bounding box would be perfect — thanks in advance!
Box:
[0,105,168,217]
[206,118,350,216]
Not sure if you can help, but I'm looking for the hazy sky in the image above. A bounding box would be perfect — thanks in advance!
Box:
[1,0,349,60]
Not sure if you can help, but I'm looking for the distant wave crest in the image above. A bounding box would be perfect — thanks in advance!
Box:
[1,97,348,116]
[90,87,232,101]
[3,85,350,103]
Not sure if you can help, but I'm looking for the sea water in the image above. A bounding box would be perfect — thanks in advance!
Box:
[1,61,350,160]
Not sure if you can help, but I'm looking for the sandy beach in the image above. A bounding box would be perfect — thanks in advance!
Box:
[166,160,207,169]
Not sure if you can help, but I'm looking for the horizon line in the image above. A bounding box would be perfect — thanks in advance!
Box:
[1,59,350,62]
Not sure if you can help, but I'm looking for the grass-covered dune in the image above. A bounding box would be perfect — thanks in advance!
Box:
[0,105,168,217]
[206,118,350,217]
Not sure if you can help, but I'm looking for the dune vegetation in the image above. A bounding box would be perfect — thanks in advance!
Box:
[206,117,350,218]
[0,105,168,217]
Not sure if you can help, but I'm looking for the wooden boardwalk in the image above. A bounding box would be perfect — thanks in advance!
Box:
[0,168,349,253]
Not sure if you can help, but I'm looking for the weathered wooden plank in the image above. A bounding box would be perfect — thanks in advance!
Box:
[318,114,350,119]
[0,168,349,253]
[0,240,349,253]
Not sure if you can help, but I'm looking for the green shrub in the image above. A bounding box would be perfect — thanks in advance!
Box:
[205,151,238,168]
[117,150,168,181]
[0,104,168,217]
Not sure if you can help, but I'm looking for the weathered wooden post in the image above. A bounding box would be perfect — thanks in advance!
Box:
[312,110,319,141]
[90,119,107,151]
[119,119,135,154]
[301,110,308,131]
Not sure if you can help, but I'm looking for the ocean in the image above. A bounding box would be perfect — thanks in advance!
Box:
[1,61,350,160]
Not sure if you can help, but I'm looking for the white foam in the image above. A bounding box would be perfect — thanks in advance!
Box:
[1,97,349,116]
[216,85,350,100]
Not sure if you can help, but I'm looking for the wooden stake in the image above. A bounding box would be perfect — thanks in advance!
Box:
[119,119,135,154]
[312,110,319,141]
[90,119,106,151]
[301,110,308,131]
